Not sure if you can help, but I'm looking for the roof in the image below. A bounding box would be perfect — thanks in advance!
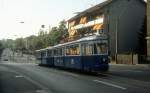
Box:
[68,0,146,22]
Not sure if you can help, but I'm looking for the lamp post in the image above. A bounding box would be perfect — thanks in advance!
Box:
[12,35,18,62]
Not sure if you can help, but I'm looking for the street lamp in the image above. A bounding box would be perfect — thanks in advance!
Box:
[12,35,18,62]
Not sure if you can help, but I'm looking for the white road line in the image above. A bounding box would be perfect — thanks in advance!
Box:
[15,75,24,78]
[111,70,143,73]
[123,70,143,73]
[62,72,79,77]
[93,80,127,90]
[36,90,48,93]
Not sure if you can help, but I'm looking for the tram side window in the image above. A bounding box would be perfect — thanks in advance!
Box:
[66,44,80,55]
[87,44,94,55]
[83,43,104,55]
[96,43,107,54]
[53,48,62,56]
[66,48,70,55]
[47,50,52,56]
[82,43,94,55]
[58,48,62,56]
[41,51,47,57]
[54,49,57,56]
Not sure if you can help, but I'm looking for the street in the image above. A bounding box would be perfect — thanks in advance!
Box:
[0,61,150,93]
[0,0,149,93]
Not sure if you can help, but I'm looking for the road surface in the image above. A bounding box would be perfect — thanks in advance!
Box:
[0,62,150,93]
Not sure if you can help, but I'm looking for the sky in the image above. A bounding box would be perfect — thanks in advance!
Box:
[0,0,107,40]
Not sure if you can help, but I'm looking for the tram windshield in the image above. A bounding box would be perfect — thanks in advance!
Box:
[96,43,108,54]
[82,42,108,55]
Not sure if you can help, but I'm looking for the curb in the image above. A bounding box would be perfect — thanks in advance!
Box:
[110,63,150,68]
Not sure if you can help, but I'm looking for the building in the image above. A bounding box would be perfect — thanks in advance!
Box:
[67,0,146,63]
[147,0,150,60]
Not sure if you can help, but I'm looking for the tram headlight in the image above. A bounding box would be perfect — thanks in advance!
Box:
[102,58,106,62]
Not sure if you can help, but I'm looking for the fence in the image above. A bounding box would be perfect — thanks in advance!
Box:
[112,54,149,65]
[9,53,37,63]
[116,54,138,64]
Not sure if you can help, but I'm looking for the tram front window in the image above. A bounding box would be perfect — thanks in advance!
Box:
[82,42,107,55]
[96,43,107,55]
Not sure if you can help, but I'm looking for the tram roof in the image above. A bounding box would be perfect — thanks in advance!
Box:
[50,35,107,49]
[36,46,51,52]
[36,48,47,52]
[36,35,107,51]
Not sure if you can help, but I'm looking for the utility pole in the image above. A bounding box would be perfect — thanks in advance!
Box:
[147,0,150,61]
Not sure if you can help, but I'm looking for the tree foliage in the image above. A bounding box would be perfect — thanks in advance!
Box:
[1,20,69,54]
[0,41,4,56]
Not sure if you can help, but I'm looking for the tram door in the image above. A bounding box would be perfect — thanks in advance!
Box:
[81,42,94,71]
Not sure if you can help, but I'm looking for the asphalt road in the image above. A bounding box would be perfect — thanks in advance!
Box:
[0,62,150,93]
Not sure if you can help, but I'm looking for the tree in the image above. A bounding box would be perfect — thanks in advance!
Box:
[15,38,26,52]
[49,27,61,45]
[2,20,69,54]
[58,20,68,38]
[0,41,4,57]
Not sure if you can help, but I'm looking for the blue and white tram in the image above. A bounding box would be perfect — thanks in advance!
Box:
[37,48,48,65]
[53,45,64,67]
[36,35,109,72]
[46,47,54,66]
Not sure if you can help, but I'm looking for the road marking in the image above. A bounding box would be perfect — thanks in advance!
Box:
[93,80,127,90]
[123,70,143,73]
[111,70,143,73]
[98,72,150,88]
[15,75,24,78]
[63,71,79,77]
[36,90,48,93]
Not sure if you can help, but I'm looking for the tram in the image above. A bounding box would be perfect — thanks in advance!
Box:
[35,35,109,72]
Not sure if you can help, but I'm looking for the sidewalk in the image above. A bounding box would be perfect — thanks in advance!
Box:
[110,63,150,70]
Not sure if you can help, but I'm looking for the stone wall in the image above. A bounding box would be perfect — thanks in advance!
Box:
[116,54,139,65]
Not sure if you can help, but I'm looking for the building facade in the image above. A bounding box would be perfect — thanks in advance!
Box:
[67,0,146,62]
[147,0,150,60]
